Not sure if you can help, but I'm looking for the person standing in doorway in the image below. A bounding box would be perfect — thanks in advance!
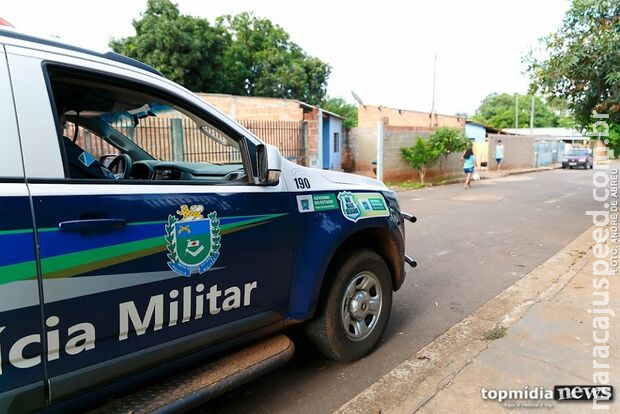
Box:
[462,147,476,189]
[495,140,505,172]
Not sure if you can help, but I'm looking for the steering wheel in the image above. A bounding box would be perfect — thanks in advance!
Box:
[107,154,133,179]
[223,167,247,182]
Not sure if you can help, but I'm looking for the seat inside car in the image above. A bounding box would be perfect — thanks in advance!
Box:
[62,135,116,179]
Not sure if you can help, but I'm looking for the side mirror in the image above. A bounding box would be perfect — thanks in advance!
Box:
[257,143,282,185]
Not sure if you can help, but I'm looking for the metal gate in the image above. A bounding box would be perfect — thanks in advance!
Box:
[240,120,305,164]
[535,141,566,167]
[70,118,306,166]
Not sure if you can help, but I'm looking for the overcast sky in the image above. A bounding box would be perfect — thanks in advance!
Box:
[2,0,569,116]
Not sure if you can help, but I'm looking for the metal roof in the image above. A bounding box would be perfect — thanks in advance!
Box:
[502,127,585,139]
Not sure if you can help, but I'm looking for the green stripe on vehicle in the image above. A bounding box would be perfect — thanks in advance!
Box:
[0,213,287,285]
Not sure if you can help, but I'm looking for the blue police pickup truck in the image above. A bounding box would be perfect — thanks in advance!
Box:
[0,27,413,413]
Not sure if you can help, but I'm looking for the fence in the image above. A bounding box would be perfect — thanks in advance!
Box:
[67,118,305,165]
[535,141,566,166]
[350,128,566,181]
[239,120,305,163]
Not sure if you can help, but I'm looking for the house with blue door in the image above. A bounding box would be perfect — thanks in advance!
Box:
[465,121,487,142]
[319,108,344,170]
[197,93,344,170]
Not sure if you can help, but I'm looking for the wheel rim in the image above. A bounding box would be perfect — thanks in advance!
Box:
[341,271,383,342]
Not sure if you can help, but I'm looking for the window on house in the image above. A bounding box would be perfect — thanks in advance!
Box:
[333,132,340,153]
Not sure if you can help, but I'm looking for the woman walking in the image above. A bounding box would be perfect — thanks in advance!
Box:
[462,147,476,189]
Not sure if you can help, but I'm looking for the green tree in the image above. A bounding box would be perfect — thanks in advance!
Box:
[321,97,358,128]
[430,127,469,155]
[110,2,331,104]
[472,93,571,129]
[214,12,330,105]
[429,127,469,172]
[526,0,620,127]
[401,138,441,184]
[109,0,229,92]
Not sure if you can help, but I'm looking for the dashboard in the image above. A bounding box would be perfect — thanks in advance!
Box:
[131,160,247,183]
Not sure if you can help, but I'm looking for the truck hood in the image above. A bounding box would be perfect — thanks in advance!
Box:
[320,169,387,190]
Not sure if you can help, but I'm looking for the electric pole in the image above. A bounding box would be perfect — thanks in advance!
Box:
[529,95,535,136]
[515,93,519,133]
[430,54,437,127]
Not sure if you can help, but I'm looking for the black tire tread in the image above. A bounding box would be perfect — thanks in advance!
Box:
[306,249,392,362]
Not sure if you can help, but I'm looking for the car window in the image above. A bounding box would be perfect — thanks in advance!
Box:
[47,66,249,183]
[64,123,120,160]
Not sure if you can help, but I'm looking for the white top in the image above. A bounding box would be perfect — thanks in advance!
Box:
[496,144,504,159]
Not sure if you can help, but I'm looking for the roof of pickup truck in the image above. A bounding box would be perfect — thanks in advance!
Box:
[0,26,163,77]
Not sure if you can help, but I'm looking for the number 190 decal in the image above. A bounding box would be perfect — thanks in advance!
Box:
[293,177,311,189]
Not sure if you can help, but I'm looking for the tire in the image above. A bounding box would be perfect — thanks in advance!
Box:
[306,249,392,362]
[584,163,590,169]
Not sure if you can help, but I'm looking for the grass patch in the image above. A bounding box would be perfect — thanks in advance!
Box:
[482,325,507,341]
[385,180,426,190]
[386,173,464,191]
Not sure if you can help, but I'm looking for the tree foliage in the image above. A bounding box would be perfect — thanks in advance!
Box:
[215,12,331,104]
[526,0,620,127]
[472,93,572,129]
[429,127,469,172]
[401,128,469,182]
[110,1,331,105]
[109,0,229,92]
[321,97,358,128]
[400,138,441,184]
[430,127,469,155]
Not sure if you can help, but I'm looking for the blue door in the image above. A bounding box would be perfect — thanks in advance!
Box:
[322,117,330,169]
[0,184,46,412]
[330,122,343,171]
[29,185,293,401]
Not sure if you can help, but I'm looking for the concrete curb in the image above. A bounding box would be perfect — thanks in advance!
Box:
[334,225,594,414]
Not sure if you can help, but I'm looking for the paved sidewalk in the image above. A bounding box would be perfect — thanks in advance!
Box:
[388,164,561,191]
[482,164,561,180]
[336,227,618,413]
[411,240,618,413]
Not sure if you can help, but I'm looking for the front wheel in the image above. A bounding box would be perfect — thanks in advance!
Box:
[306,249,392,362]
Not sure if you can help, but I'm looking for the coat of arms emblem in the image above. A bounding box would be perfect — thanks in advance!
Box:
[337,191,362,222]
[165,204,221,277]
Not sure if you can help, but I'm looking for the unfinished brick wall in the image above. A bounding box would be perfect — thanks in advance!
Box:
[350,125,540,181]
[358,105,465,129]
[197,93,305,121]
[303,107,320,168]
[350,126,465,181]
[487,134,536,169]
[198,93,319,167]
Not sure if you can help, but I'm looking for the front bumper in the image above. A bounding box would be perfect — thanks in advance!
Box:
[562,159,587,167]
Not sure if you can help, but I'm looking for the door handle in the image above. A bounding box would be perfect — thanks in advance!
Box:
[58,218,127,232]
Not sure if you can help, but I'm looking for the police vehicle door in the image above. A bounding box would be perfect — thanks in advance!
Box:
[0,44,46,413]
[7,47,293,403]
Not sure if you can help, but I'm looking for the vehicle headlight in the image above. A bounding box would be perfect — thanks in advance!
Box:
[578,158,586,162]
